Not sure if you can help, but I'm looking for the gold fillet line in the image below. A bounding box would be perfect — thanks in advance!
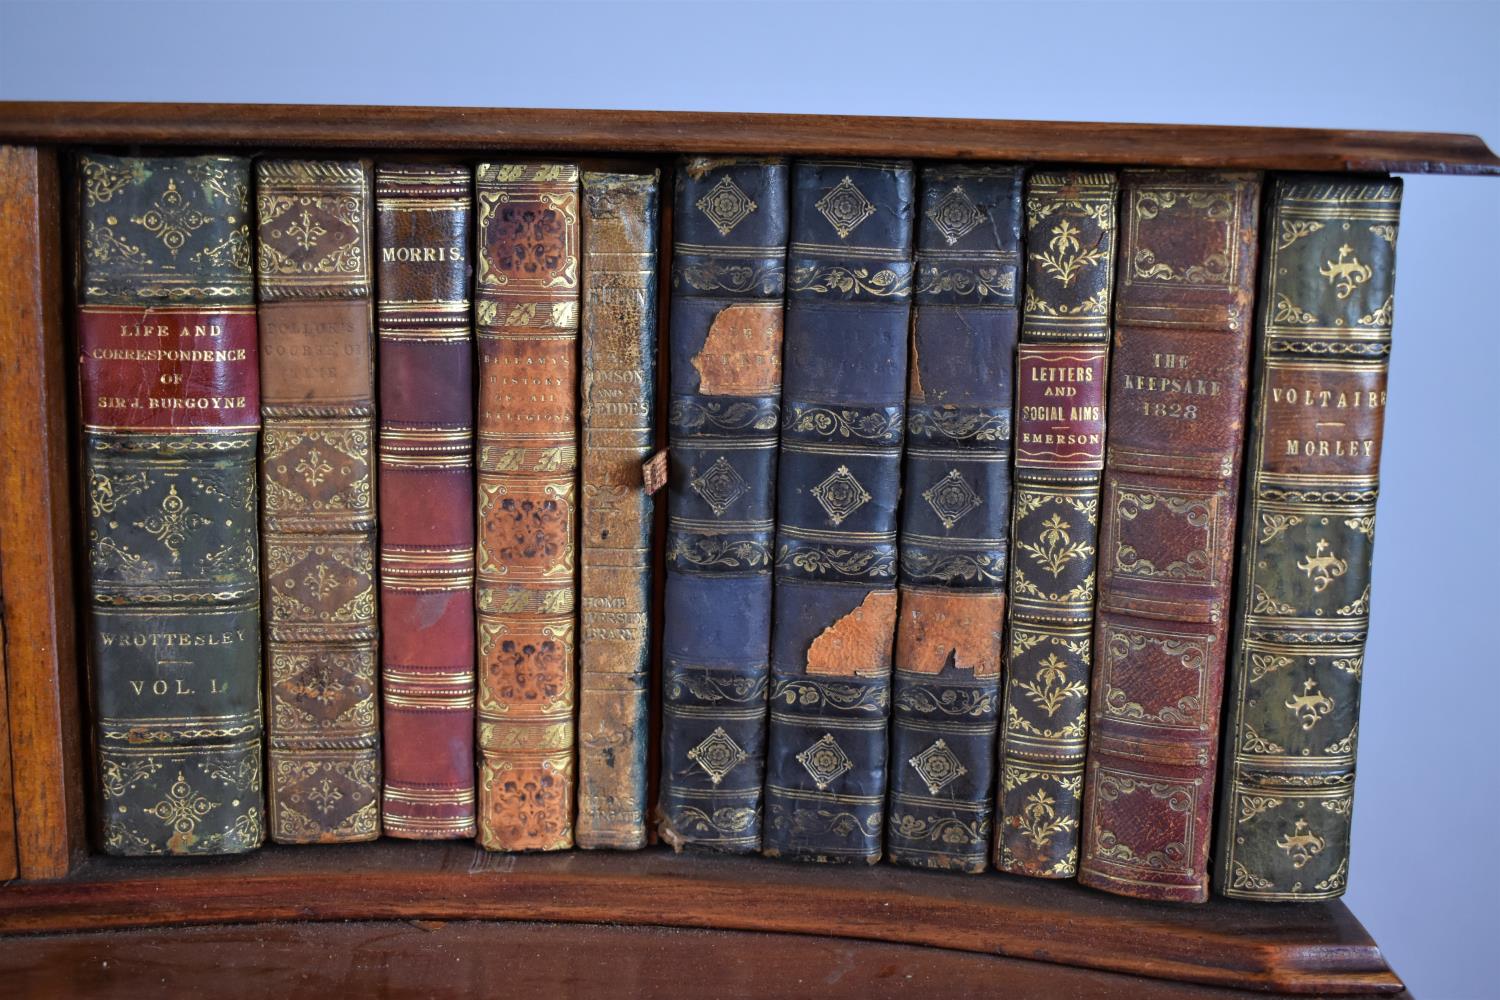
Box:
[80,304,258,315]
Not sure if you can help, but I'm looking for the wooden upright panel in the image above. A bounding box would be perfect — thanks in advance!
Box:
[0,144,88,878]
[0,611,18,880]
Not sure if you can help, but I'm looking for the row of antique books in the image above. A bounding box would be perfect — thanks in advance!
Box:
[75,152,1398,905]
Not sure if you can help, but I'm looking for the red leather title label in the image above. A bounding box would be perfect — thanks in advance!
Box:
[78,306,259,431]
[1015,344,1108,470]
[1260,363,1387,476]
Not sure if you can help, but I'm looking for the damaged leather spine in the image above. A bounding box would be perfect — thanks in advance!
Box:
[763,159,915,864]
[657,157,788,853]
[887,164,1022,873]
[576,169,661,850]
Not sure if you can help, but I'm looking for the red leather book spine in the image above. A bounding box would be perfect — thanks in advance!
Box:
[376,165,477,839]
[1079,170,1261,902]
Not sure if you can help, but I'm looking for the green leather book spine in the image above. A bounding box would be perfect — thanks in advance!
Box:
[1214,175,1401,900]
[77,154,265,855]
[995,172,1118,878]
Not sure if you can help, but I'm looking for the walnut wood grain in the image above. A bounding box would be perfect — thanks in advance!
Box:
[0,610,18,881]
[0,144,87,878]
[0,920,1413,1000]
[0,843,1401,995]
[0,102,1494,174]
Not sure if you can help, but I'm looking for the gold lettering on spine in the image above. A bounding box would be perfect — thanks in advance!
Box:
[1218,176,1399,900]
[475,163,581,852]
[255,160,380,845]
[693,302,783,396]
[81,154,266,857]
[576,170,659,849]
[1000,173,1118,879]
[381,245,465,263]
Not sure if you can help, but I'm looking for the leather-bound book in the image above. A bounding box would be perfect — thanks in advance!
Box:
[474,162,581,852]
[77,154,265,856]
[996,171,1118,879]
[576,169,661,850]
[657,157,789,854]
[375,164,477,840]
[763,160,915,864]
[1078,170,1261,902]
[256,159,381,844]
[887,164,1022,873]
[1214,176,1401,901]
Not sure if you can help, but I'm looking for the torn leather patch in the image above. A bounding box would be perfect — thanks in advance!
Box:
[896,590,1005,678]
[806,590,898,678]
[692,302,783,396]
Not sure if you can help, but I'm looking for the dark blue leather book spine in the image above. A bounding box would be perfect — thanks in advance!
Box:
[887,165,1022,872]
[763,160,915,864]
[657,157,789,853]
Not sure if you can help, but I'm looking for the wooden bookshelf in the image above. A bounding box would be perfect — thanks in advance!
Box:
[3,102,1495,998]
[1,102,1498,174]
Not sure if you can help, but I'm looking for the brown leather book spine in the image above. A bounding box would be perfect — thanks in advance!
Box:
[474,162,581,852]
[256,159,381,844]
[1078,170,1261,901]
[576,170,660,850]
[376,165,477,839]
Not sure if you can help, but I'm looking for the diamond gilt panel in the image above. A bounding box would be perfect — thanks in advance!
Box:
[815,176,876,240]
[928,185,984,245]
[909,739,967,795]
[687,726,747,786]
[922,469,982,529]
[797,733,853,791]
[696,176,757,237]
[812,465,871,526]
[690,456,749,517]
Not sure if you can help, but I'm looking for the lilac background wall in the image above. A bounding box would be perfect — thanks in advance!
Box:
[3,1,1496,995]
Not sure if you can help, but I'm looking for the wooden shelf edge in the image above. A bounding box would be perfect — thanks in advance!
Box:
[0,102,1495,175]
[0,920,1415,1000]
[0,843,1402,996]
